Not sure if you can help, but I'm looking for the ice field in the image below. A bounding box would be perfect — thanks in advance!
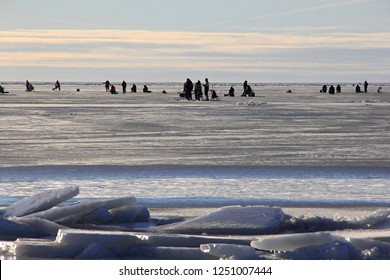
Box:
[0,82,389,259]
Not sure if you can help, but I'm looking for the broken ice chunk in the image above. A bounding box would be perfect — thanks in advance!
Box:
[2,186,79,218]
[26,196,136,224]
[157,205,284,235]
[251,232,342,252]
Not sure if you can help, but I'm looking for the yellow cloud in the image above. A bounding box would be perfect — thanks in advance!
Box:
[0,29,389,71]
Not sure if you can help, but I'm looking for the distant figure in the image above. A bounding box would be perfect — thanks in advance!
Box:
[194,80,203,101]
[122,80,127,93]
[143,85,151,93]
[104,80,110,92]
[364,81,368,93]
[52,80,61,91]
[336,84,341,93]
[0,85,8,94]
[243,80,248,94]
[211,90,219,100]
[329,85,335,94]
[356,84,361,93]
[203,78,209,101]
[286,90,292,93]
[25,80,34,92]
[242,85,255,97]
[183,78,193,100]
[110,84,118,94]
[225,86,235,97]
[321,85,327,93]
[131,84,137,93]
[377,87,382,93]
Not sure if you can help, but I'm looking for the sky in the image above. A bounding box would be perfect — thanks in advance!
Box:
[0,0,389,82]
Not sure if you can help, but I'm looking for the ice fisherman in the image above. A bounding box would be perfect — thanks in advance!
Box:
[0,85,6,94]
[122,80,127,93]
[203,78,209,101]
[131,84,137,93]
[225,86,235,97]
[53,80,61,91]
[194,80,203,101]
[364,81,368,93]
[104,80,111,92]
[183,78,193,100]
[329,85,335,95]
[25,80,34,92]
[143,85,151,93]
[110,84,118,94]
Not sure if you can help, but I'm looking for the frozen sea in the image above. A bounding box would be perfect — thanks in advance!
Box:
[1,81,390,260]
[1,81,389,208]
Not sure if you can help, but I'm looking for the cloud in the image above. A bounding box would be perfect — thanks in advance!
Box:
[0,29,389,81]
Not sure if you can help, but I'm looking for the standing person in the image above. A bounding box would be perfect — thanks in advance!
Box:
[336,84,341,93]
[194,80,203,101]
[53,80,61,91]
[364,81,368,93]
[104,80,110,92]
[203,78,210,101]
[183,78,193,100]
[122,80,127,93]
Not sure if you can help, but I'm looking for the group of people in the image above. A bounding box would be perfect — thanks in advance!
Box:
[181,79,258,101]
[355,81,369,93]
[25,80,59,92]
[6,79,379,97]
[321,81,369,94]
[183,78,207,100]
[321,84,342,94]
[104,80,150,94]
[241,80,255,97]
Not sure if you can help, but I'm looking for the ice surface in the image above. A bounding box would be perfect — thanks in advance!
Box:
[2,186,79,218]
[1,83,390,260]
[136,233,251,247]
[157,205,284,235]
[280,240,362,260]
[200,243,260,260]
[56,229,140,249]
[26,196,137,224]
[251,232,341,252]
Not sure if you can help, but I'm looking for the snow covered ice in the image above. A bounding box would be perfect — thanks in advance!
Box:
[1,82,390,260]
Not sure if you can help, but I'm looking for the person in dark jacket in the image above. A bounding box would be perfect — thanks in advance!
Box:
[104,80,110,92]
[203,78,209,101]
[329,85,335,94]
[194,80,203,101]
[183,78,193,100]
[122,80,127,93]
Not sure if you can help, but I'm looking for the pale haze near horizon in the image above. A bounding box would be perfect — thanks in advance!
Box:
[0,0,389,82]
